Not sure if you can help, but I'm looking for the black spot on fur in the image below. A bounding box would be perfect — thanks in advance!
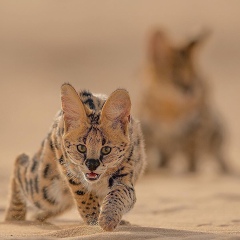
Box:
[127,146,134,162]
[31,158,38,172]
[57,127,62,137]
[82,201,86,204]
[49,139,54,151]
[43,164,51,178]
[108,168,128,188]
[34,176,39,193]
[76,190,85,196]
[52,122,58,128]
[53,137,59,150]
[69,179,80,185]
[108,177,114,188]
[59,156,64,165]
[29,179,34,196]
[34,202,41,209]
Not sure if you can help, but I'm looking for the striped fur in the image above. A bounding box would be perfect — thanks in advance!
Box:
[5,83,146,231]
[140,30,229,172]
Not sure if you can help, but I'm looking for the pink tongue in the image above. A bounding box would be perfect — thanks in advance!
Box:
[88,172,97,178]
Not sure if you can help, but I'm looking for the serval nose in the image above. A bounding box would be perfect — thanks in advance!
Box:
[85,159,100,171]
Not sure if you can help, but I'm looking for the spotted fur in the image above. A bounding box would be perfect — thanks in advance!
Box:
[140,29,229,172]
[5,84,146,231]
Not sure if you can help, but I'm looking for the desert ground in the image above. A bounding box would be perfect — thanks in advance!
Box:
[1,1,240,239]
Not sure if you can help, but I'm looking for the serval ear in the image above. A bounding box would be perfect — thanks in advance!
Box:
[181,29,211,57]
[61,83,88,131]
[100,89,131,135]
[148,29,172,66]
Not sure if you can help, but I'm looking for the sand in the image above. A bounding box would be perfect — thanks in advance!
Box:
[1,173,240,239]
[1,1,240,239]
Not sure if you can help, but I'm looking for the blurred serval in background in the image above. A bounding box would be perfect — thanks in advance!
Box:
[140,29,229,173]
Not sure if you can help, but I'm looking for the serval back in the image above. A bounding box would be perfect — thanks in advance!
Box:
[5,83,146,231]
[140,29,229,173]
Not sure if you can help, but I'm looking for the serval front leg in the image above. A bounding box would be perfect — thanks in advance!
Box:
[99,184,136,231]
[5,154,29,221]
[67,180,100,224]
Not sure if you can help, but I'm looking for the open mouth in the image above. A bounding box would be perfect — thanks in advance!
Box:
[85,172,100,181]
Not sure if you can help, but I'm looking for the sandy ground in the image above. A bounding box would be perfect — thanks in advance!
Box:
[1,1,240,239]
[1,173,240,239]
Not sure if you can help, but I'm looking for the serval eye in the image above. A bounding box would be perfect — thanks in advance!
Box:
[77,144,87,153]
[101,146,111,155]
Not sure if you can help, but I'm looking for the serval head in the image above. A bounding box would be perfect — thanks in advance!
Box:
[148,29,209,92]
[61,83,131,183]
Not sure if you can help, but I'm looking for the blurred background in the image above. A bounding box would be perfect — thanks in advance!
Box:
[0,0,240,180]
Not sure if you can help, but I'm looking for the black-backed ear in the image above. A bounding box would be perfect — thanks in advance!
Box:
[148,29,172,65]
[181,29,211,57]
[61,83,88,131]
[100,89,131,134]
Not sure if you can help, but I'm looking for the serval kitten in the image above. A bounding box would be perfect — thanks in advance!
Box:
[140,29,229,173]
[5,83,146,231]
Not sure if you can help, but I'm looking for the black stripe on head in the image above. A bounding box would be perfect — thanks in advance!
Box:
[81,126,93,144]
[84,98,95,110]
[81,90,92,98]
[87,113,100,124]
[102,138,106,146]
